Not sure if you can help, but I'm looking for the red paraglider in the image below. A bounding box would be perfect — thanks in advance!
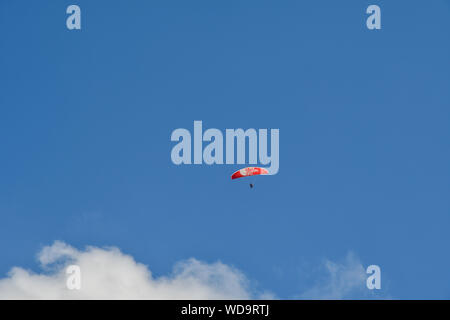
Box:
[231,167,269,180]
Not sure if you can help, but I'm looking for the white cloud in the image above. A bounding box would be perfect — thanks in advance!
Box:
[299,252,371,299]
[0,241,257,299]
[0,242,384,300]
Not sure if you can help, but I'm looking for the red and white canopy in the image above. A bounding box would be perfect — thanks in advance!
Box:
[231,167,269,180]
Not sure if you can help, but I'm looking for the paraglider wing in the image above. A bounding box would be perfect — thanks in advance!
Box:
[231,167,269,180]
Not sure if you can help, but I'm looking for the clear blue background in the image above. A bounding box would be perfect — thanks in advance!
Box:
[1,0,449,298]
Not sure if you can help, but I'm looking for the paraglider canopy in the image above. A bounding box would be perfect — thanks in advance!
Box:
[231,167,269,180]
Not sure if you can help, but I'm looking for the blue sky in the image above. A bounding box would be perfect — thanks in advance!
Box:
[1,0,449,299]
